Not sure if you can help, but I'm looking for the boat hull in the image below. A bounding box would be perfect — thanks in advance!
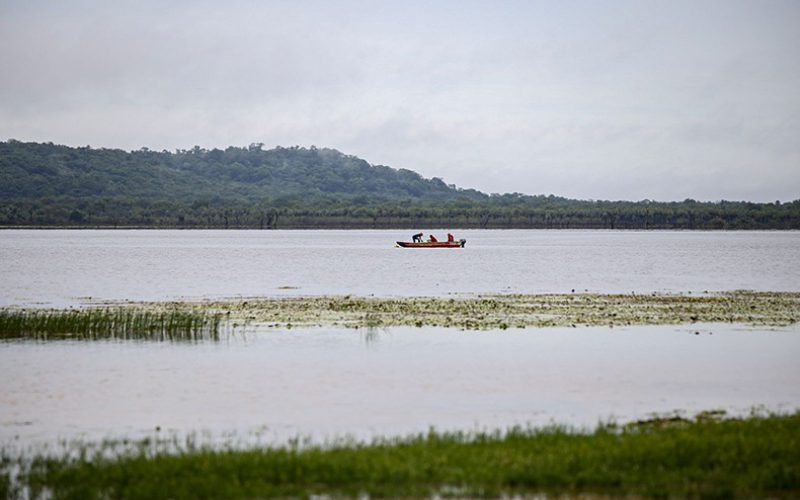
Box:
[396,239,466,248]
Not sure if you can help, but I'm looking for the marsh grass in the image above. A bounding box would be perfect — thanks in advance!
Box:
[0,308,222,341]
[3,412,798,499]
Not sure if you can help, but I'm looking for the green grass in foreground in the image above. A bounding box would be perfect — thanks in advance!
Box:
[0,308,222,341]
[5,412,799,499]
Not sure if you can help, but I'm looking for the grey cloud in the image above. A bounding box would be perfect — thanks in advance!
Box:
[1,0,798,201]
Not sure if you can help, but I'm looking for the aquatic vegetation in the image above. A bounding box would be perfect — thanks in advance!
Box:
[0,308,222,341]
[2,291,798,339]
[162,290,800,330]
[5,412,799,499]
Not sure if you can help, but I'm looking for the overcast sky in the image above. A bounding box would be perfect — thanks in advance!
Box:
[1,0,798,201]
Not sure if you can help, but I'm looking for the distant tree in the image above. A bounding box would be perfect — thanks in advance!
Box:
[1,140,799,229]
[68,209,85,224]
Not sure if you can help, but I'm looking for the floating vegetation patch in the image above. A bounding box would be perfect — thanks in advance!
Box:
[3,412,799,499]
[153,290,800,330]
[3,291,798,339]
[0,308,222,341]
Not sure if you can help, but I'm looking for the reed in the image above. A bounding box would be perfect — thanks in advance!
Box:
[0,308,222,341]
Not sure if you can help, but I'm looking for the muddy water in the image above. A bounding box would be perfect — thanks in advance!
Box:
[2,323,798,447]
[1,229,799,307]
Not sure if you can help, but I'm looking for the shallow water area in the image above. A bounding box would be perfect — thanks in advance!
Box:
[2,323,798,450]
[1,229,799,307]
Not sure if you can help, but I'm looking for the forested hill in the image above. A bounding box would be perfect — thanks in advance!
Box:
[0,140,477,202]
[1,140,799,229]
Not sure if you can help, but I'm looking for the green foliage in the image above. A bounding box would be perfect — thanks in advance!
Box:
[10,413,800,499]
[2,140,799,228]
[0,141,461,202]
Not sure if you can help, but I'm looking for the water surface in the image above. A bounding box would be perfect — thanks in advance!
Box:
[1,229,798,306]
[2,324,798,447]
[2,229,798,449]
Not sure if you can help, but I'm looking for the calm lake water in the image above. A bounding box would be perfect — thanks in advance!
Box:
[2,324,799,447]
[1,229,799,448]
[1,229,799,306]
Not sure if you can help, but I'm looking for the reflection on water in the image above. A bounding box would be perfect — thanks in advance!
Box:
[2,324,798,447]
[1,229,799,306]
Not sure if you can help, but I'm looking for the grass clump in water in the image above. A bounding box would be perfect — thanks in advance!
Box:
[6,412,800,499]
[0,308,222,341]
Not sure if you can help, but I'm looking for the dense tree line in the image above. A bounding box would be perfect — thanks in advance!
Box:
[1,140,798,229]
[0,140,469,201]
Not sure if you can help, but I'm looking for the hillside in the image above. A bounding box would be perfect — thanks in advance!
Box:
[1,140,798,229]
[0,140,482,202]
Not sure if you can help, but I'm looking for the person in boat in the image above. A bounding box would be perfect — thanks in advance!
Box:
[428,234,438,242]
[447,233,454,242]
[412,232,423,243]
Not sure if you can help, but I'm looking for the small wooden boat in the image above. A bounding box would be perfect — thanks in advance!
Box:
[396,239,466,248]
